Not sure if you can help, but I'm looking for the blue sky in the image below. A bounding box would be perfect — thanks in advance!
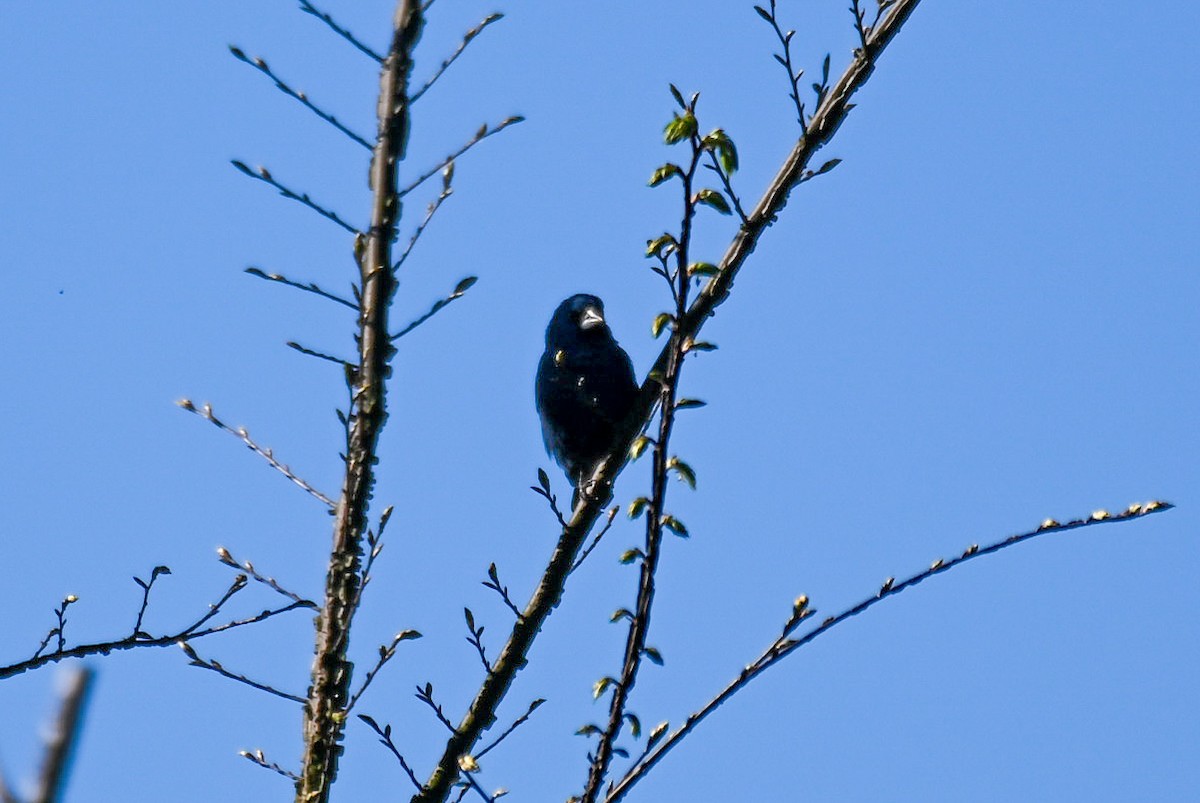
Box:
[1,2,1196,801]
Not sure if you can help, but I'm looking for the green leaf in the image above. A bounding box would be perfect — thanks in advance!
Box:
[668,83,686,109]
[667,457,697,489]
[627,496,651,518]
[663,113,697,145]
[661,515,689,538]
[816,158,842,175]
[575,724,603,737]
[685,340,719,353]
[651,313,674,338]
[648,163,682,187]
[694,188,732,215]
[702,129,739,174]
[453,275,478,296]
[537,468,551,493]
[645,234,677,259]
[397,629,422,642]
[610,607,633,623]
[753,5,772,22]
[629,436,652,460]
[675,398,707,410]
[643,647,664,665]
[625,713,642,739]
[593,676,616,699]
[687,262,719,277]
[647,721,670,749]
[619,549,644,564]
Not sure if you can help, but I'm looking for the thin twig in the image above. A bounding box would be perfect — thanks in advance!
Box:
[359,716,423,791]
[286,341,353,368]
[179,641,305,703]
[606,501,1173,801]
[177,400,336,508]
[397,116,523,199]
[475,698,545,760]
[390,277,478,340]
[245,267,358,311]
[394,165,454,271]
[215,547,315,606]
[240,749,301,782]
[228,47,372,149]
[415,682,458,734]
[130,566,172,639]
[347,630,422,712]
[411,13,504,103]
[481,563,522,619]
[298,0,385,62]
[230,159,359,234]
[570,507,619,575]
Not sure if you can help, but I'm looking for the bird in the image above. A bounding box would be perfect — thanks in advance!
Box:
[536,294,639,495]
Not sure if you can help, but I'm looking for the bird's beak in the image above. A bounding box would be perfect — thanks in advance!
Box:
[580,306,605,330]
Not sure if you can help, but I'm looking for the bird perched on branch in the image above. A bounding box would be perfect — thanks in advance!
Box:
[536,294,638,495]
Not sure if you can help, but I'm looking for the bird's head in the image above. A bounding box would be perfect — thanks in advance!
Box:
[546,293,610,347]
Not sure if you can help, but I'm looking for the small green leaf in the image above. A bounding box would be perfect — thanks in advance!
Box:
[648,163,682,187]
[667,457,696,489]
[537,468,551,493]
[645,234,677,258]
[629,436,652,460]
[661,515,689,538]
[663,113,697,145]
[627,496,651,518]
[668,83,686,109]
[687,262,719,277]
[651,313,674,338]
[453,275,478,296]
[685,340,718,353]
[625,713,642,739]
[619,548,644,564]
[675,398,707,410]
[575,724,602,737]
[753,5,772,22]
[816,158,842,176]
[610,608,633,623]
[643,647,664,666]
[593,676,616,699]
[647,721,669,749]
[694,189,732,215]
[397,629,422,642]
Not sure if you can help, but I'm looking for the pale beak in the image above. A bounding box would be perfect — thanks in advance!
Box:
[580,306,605,330]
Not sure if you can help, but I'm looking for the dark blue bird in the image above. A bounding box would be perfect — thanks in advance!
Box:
[536,294,638,491]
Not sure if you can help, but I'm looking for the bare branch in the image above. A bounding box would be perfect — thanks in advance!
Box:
[394,163,454,271]
[230,159,359,234]
[412,3,926,800]
[398,116,524,199]
[228,46,372,149]
[605,501,1173,801]
[475,698,545,760]
[570,507,620,575]
[2,575,310,680]
[245,267,358,311]
[297,3,425,799]
[481,563,522,619]
[177,400,336,508]
[411,13,504,103]
[179,640,305,704]
[30,667,94,803]
[298,0,385,63]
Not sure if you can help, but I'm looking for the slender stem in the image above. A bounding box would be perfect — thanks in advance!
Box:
[295,3,424,801]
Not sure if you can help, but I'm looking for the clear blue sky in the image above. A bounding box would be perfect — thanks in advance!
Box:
[1,2,1196,801]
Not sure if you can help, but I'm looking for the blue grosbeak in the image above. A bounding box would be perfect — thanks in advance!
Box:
[536,294,638,491]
